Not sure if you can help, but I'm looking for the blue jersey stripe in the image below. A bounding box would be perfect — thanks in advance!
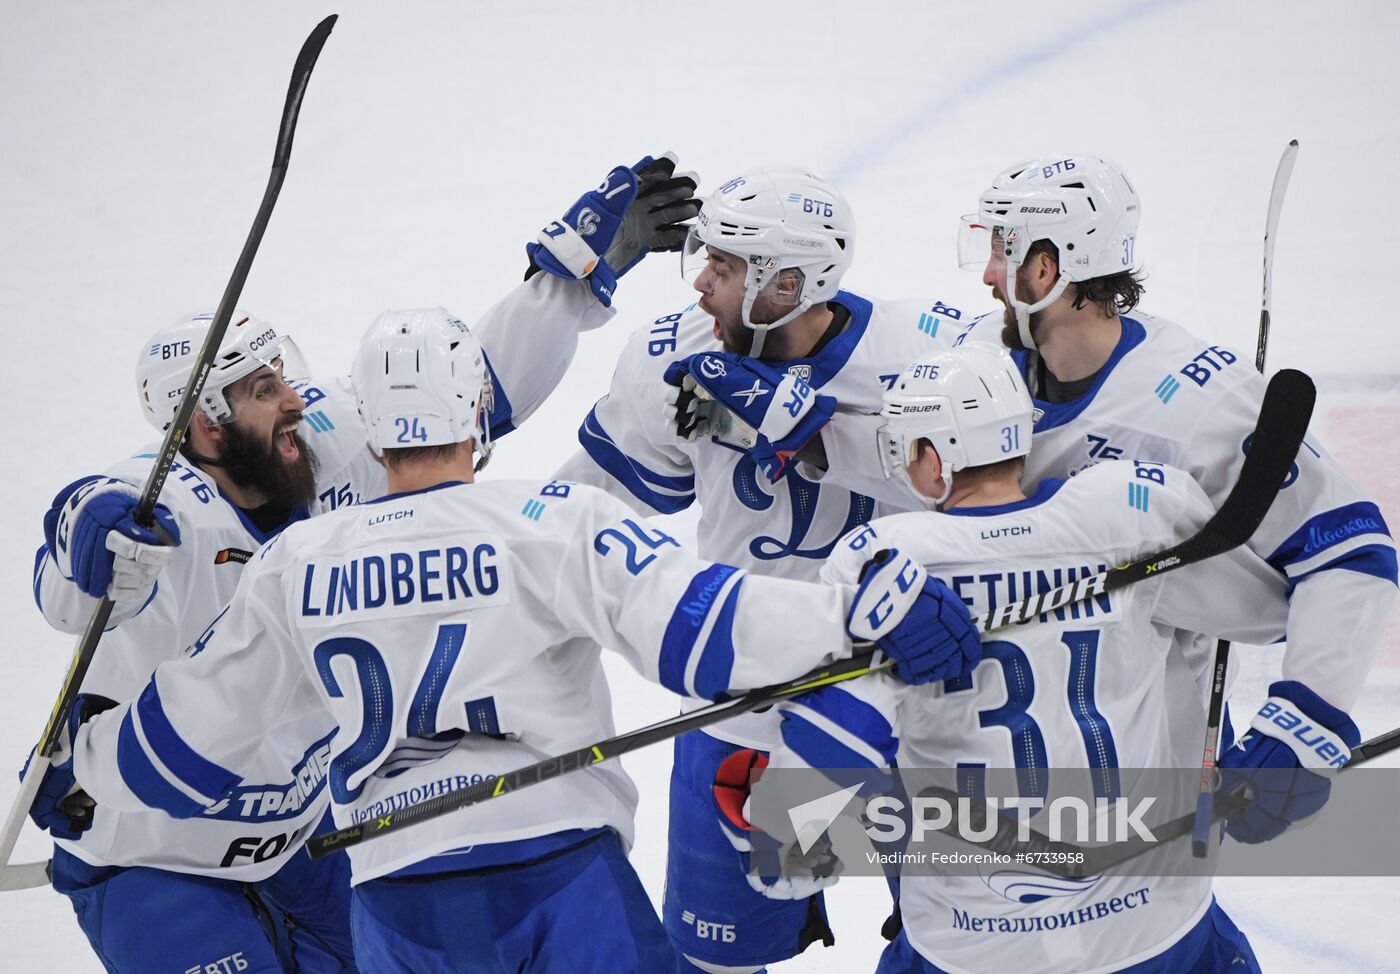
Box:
[658,564,739,696]
[787,687,898,765]
[134,681,240,803]
[1286,542,1399,592]
[577,408,695,514]
[779,710,883,772]
[692,578,743,700]
[1265,502,1394,574]
[116,709,209,818]
[482,351,517,440]
[32,546,47,613]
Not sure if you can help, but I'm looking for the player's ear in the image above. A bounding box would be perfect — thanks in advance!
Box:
[774,268,802,304]
[191,412,223,445]
[1032,247,1059,285]
[919,438,945,481]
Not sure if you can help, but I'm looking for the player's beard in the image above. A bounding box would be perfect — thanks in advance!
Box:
[995,279,1048,351]
[716,316,756,356]
[219,419,320,511]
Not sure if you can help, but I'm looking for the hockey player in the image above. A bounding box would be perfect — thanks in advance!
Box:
[46,308,979,974]
[761,153,1395,821]
[735,343,1338,973]
[947,154,1394,808]
[545,166,968,971]
[23,152,701,974]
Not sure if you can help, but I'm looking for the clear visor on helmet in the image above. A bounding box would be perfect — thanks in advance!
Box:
[204,335,310,425]
[681,227,801,317]
[680,225,708,284]
[958,214,1011,271]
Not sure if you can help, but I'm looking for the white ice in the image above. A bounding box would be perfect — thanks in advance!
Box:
[1,2,1397,971]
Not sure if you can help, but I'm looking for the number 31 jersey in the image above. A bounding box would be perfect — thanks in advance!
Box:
[775,460,1290,974]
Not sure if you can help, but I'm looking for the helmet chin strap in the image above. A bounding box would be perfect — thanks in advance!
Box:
[741,288,810,360]
[1007,261,1072,352]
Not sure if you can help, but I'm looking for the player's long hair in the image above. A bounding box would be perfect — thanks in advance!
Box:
[1028,239,1147,316]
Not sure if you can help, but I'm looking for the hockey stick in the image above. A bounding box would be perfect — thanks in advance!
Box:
[1192,139,1301,858]
[0,15,338,894]
[306,369,1315,860]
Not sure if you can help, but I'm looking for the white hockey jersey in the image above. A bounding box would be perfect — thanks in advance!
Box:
[960,311,1396,714]
[821,310,1395,716]
[72,479,860,884]
[771,461,1291,974]
[31,274,613,877]
[553,291,965,745]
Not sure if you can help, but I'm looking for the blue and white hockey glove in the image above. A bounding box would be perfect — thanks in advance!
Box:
[44,476,181,608]
[527,153,699,307]
[848,550,981,686]
[1220,680,1360,844]
[713,748,842,900]
[663,351,837,483]
[19,693,117,841]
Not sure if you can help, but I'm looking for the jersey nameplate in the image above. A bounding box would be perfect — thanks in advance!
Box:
[297,537,510,627]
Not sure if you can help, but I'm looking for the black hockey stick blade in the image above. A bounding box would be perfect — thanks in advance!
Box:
[273,15,337,170]
[1205,368,1313,547]
[1104,367,1314,595]
[1,17,339,890]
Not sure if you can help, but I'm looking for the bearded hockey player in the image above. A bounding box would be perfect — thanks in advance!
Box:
[45,307,979,973]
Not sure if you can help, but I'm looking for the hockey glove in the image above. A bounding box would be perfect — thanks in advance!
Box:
[663,351,836,483]
[1220,680,1360,844]
[603,153,699,276]
[19,693,118,840]
[848,550,981,686]
[713,748,842,900]
[527,153,698,307]
[45,477,181,607]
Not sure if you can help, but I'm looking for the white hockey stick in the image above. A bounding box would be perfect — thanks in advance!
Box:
[1191,139,1300,857]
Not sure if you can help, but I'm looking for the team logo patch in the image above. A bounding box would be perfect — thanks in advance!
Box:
[697,355,727,380]
[576,207,600,237]
[214,548,253,565]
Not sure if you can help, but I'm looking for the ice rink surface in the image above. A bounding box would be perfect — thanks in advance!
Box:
[1,1,1397,970]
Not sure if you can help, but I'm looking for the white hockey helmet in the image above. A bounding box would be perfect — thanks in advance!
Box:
[682,166,855,356]
[958,154,1141,349]
[136,311,308,431]
[876,342,1033,507]
[351,307,493,464]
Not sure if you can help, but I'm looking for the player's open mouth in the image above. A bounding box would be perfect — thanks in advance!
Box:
[276,424,300,461]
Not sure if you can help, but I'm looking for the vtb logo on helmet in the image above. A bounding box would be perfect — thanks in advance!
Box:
[135,311,308,431]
